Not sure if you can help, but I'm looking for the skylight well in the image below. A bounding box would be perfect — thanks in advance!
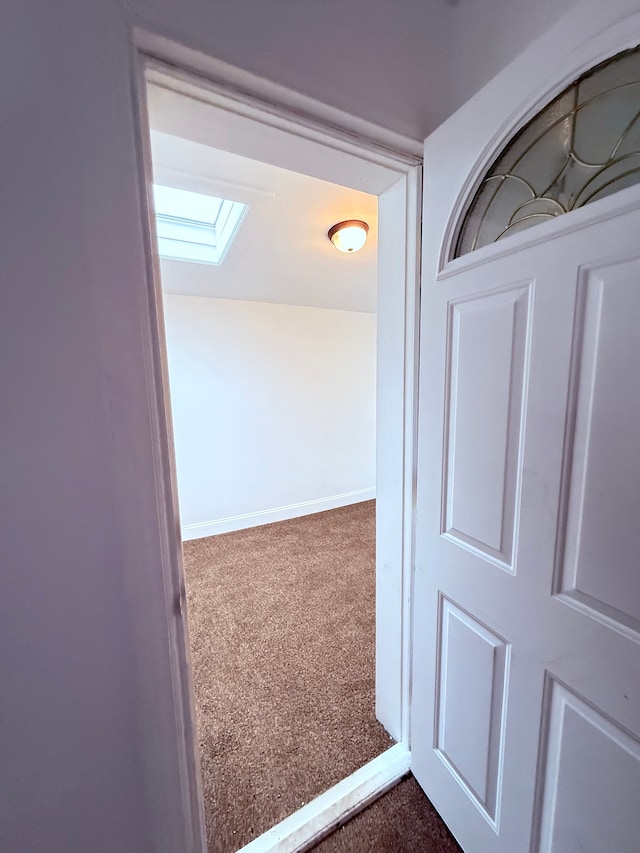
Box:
[153,184,248,265]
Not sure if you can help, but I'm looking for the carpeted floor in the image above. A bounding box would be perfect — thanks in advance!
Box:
[314,775,462,852]
[182,500,393,852]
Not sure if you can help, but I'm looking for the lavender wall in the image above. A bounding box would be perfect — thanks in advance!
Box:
[125,0,457,140]
[1,3,187,850]
[450,0,577,107]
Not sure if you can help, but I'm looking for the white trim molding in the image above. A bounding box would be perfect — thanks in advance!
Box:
[237,744,410,853]
[132,37,421,852]
[134,28,423,165]
[182,489,376,540]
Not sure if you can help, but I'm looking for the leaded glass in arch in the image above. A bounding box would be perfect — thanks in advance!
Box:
[454,45,640,258]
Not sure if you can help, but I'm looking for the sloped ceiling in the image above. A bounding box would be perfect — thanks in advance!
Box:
[151,131,377,313]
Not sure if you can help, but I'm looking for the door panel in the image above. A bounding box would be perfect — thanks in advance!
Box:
[412,193,640,851]
[444,284,531,569]
[435,597,509,824]
[534,679,640,853]
[558,257,640,632]
[413,9,640,850]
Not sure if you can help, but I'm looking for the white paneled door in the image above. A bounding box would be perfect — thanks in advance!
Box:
[411,8,640,852]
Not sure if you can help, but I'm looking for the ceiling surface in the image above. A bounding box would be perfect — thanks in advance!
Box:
[150,131,378,314]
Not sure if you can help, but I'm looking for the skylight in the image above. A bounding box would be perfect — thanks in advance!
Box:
[153,184,248,265]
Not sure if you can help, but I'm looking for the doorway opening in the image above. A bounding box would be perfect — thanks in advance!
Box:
[153,123,386,850]
[136,53,420,852]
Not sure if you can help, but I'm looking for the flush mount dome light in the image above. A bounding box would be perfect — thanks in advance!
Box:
[328,220,369,254]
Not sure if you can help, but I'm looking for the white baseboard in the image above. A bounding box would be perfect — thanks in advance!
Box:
[181,488,376,540]
[237,743,410,853]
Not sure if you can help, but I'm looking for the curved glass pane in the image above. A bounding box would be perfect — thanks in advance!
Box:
[454,46,640,258]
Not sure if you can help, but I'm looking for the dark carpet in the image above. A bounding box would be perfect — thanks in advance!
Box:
[182,501,393,852]
[314,775,462,852]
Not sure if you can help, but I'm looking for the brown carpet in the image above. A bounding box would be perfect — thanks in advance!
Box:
[314,775,462,852]
[182,501,393,852]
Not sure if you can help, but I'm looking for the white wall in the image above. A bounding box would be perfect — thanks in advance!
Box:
[0,1,595,851]
[163,295,376,537]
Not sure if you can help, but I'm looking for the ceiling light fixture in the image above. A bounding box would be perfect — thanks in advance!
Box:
[328,220,369,254]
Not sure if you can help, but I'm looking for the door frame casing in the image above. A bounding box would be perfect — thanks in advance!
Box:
[128,28,422,852]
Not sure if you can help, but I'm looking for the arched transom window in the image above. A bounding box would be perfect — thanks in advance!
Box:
[454,46,640,258]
